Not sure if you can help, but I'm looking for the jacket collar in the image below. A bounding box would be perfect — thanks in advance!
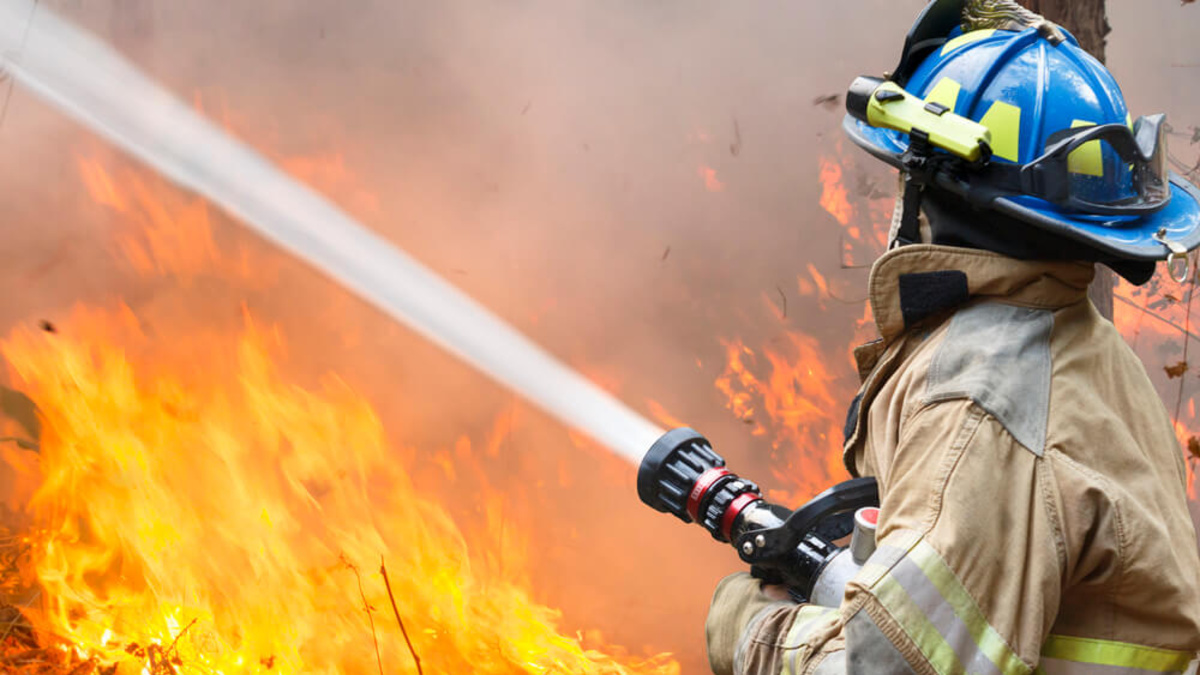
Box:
[867,245,1095,343]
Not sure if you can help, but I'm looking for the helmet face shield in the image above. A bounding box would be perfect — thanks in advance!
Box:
[1133,113,1171,205]
[1020,114,1171,215]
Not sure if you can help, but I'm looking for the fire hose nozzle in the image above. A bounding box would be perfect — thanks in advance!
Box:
[637,427,762,541]
[638,427,880,602]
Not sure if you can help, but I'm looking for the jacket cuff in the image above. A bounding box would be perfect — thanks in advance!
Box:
[706,572,795,675]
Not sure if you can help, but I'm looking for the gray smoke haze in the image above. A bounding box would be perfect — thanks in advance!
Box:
[0,1,1197,672]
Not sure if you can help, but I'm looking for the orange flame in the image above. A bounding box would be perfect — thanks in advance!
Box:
[75,155,271,288]
[820,146,895,268]
[1114,276,1200,500]
[818,157,853,226]
[645,399,688,431]
[713,334,850,505]
[0,153,679,674]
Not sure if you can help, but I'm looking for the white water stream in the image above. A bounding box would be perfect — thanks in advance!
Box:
[0,0,664,464]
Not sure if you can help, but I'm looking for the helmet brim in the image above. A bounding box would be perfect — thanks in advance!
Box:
[843,115,1200,261]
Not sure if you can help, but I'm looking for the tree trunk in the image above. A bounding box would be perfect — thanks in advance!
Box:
[1021,0,1110,60]
[1019,0,1115,321]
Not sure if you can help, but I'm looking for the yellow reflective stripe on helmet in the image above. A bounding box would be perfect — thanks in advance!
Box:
[869,539,1030,675]
[781,605,839,675]
[1067,120,1105,177]
[925,77,963,112]
[1040,635,1195,672]
[942,29,998,56]
[979,100,1022,162]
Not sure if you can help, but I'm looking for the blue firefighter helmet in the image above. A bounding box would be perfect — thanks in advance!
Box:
[842,0,1200,267]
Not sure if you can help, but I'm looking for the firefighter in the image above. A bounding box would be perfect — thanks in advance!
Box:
[704,0,1200,673]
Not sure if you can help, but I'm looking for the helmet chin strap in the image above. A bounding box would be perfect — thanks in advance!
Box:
[891,177,926,249]
[889,129,942,250]
[888,183,934,250]
[886,177,907,249]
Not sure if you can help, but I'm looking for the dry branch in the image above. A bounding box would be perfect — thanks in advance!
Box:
[380,558,423,675]
[344,556,384,675]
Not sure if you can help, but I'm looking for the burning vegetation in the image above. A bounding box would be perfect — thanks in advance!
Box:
[0,3,1197,672]
[1,121,1196,675]
[0,156,681,675]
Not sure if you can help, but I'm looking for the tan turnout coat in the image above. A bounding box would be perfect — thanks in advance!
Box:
[706,245,1200,675]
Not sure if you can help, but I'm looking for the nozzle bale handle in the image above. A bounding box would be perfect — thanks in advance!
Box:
[846,75,992,163]
[638,427,883,602]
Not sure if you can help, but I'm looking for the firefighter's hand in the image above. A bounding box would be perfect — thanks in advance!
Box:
[706,573,798,675]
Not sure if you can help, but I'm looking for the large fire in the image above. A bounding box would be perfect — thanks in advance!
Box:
[3,95,1196,675]
[0,156,680,674]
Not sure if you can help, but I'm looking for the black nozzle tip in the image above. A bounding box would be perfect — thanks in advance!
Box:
[637,427,706,507]
[637,427,724,521]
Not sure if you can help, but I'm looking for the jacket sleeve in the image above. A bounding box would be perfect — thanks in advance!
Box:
[705,400,1063,675]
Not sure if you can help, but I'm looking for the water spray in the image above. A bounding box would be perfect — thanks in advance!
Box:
[0,0,661,464]
[0,4,882,603]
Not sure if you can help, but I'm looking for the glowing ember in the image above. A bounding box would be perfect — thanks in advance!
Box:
[697,165,724,193]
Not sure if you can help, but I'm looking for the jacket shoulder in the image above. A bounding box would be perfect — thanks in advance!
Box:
[924,301,1054,456]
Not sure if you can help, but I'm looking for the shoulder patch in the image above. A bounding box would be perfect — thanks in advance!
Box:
[924,302,1053,455]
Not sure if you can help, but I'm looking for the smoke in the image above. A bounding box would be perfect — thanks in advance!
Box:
[1,1,1197,671]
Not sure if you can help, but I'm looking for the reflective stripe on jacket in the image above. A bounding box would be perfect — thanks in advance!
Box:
[705,245,1200,674]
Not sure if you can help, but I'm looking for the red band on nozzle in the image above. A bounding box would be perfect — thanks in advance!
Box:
[687,467,731,522]
[721,493,761,542]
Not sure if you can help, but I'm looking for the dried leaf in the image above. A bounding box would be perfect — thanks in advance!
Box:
[812,94,840,111]
[1164,293,1180,302]
[0,437,37,452]
[1188,436,1200,460]
[1165,361,1189,378]
[0,387,39,444]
